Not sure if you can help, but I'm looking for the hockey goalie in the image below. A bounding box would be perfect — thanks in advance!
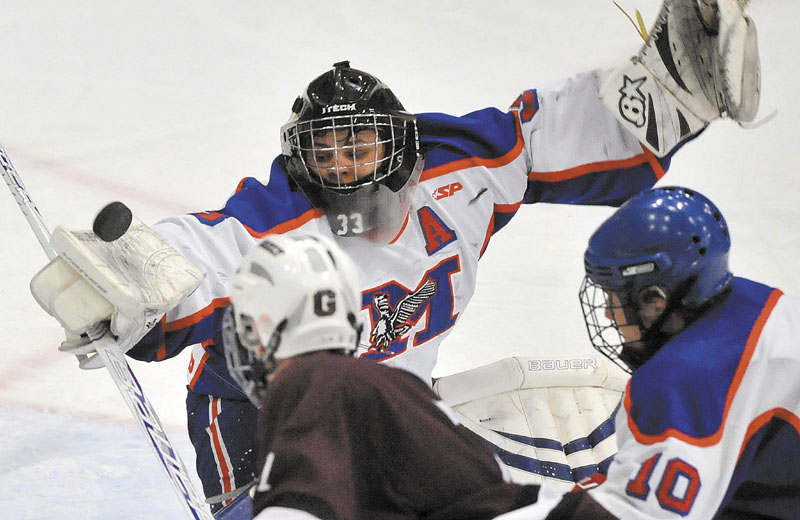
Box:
[21,0,761,517]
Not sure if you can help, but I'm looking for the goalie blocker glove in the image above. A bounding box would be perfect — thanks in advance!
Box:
[30,208,204,367]
[600,0,760,157]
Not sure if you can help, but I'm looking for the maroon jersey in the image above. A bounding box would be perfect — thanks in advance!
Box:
[252,352,539,519]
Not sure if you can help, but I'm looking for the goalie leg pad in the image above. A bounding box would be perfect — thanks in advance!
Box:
[434,356,628,488]
[601,0,761,156]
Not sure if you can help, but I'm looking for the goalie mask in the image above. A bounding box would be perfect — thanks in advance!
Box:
[280,61,424,243]
[222,233,362,406]
[579,187,733,373]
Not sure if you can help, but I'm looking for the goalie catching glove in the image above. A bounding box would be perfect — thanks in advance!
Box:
[30,204,204,366]
[601,0,760,156]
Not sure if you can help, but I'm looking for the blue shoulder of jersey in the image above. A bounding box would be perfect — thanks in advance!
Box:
[190,157,315,235]
[416,108,522,172]
[627,277,778,440]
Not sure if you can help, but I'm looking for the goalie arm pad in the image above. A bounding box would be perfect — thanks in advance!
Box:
[433,355,629,489]
[30,215,204,352]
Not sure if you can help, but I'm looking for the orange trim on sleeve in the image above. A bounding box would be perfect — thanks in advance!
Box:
[627,289,784,446]
[420,117,525,182]
[738,408,800,459]
[494,201,522,214]
[188,349,210,390]
[243,208,325,238]
[479,202,520,256]
[195,211,225,222]
[154,315,168,360]
[155,345,168,361]
[640,144,666,179]
[234,177,249,192]
[529,144,665,183]
[166,297,230,332]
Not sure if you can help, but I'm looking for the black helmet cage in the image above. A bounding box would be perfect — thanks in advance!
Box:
[579,276,632,373]
[580,268,699,375]
[580,276,672,374]
[282,112,419,191]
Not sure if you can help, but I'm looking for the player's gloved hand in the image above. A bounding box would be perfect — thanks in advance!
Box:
[59,324,110,369]
[600,0,760,156]
[30,203,204,369]
[58,314,155,369]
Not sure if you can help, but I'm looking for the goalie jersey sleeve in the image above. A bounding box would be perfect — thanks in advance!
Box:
[586,278,800,519]
[252,352,539,520]
[127,69,675,399]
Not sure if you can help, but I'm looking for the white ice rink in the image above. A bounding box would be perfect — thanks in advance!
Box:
[1,1,798,518]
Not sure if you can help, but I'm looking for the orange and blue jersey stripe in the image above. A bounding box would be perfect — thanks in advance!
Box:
[191,158,321,237]
[626,278,783,443]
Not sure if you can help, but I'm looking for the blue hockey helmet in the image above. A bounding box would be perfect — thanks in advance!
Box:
[579,186,733,372]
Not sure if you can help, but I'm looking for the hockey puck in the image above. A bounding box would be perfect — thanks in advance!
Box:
[93,201,133,242]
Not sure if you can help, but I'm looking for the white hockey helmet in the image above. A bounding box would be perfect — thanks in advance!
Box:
[222,233,362,405]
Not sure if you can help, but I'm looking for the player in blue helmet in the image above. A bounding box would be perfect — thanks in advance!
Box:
[498,186,800,518]
[578,186,733,373]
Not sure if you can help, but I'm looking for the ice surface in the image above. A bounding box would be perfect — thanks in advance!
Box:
[1,1,797,517]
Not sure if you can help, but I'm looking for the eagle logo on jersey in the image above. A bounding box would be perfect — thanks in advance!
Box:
[369,279,437,351]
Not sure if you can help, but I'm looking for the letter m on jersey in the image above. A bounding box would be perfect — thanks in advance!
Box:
[361,256,461,362]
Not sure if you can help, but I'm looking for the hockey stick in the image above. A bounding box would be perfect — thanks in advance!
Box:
[1,144,214,520]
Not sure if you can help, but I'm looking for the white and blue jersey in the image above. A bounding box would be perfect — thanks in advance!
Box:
[128,70,672,399]
[124,69,678,507]
[589,277,800,519]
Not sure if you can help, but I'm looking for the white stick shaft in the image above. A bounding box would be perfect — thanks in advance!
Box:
[0,145,56,259]
[1,143,213,520]
[96,337,213,519]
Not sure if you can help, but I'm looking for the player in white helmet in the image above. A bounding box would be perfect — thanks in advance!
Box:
[221,234,540,519]
[222,233,362,407]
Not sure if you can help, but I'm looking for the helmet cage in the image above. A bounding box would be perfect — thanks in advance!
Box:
[283,113,423,242]
[281,112,418,191]
[222,305,277,407]
[579,276,632,373]
[579,276,674,374]
[280,62,422,242]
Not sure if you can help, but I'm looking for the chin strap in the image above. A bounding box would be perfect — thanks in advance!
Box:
[263,319,288,375]
[621,278,697,371]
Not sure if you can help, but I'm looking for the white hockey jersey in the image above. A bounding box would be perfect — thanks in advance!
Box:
[495,278,800,520]
[127,70,672,399]
[587,278,800,519]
